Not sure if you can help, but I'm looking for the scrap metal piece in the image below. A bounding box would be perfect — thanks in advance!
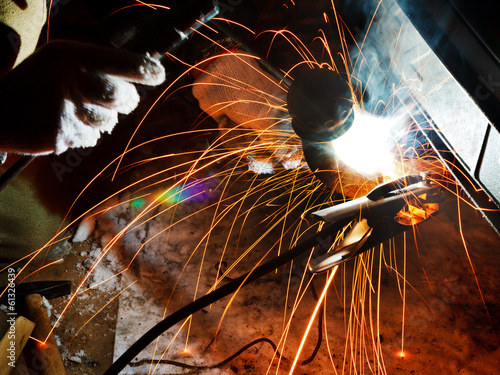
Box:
[0,280,71,305]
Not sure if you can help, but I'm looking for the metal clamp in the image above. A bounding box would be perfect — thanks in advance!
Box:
[309,172,442,273]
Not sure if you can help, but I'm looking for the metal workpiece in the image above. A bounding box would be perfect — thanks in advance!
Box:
[362,0,500,234]
[396,0,500,133]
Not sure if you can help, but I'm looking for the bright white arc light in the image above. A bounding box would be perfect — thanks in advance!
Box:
[331,107,402,177]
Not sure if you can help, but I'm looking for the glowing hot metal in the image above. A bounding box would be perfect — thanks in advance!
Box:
[331,107,405,178]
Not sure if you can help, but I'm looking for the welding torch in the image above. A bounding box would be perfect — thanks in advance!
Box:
[108,0,220,61]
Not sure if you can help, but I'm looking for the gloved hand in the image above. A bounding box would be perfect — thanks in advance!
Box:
[192,49,303,173]
[0,40,166,155]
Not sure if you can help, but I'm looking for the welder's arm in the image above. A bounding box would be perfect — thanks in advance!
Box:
[0,40,165,155]
[192,49,301,172]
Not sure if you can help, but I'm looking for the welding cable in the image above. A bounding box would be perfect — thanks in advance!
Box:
[104,217,352,375]
[128,337,283,369]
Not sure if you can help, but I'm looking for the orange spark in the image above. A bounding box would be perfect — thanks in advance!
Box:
[289,266,338,374]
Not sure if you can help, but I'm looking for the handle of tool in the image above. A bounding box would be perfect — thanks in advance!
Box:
[0,155,35,193]
[23,294,66,375]
[0,316,35,375]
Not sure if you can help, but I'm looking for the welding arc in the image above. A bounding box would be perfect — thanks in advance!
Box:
[129,337,283,369]
[104,218,352,375]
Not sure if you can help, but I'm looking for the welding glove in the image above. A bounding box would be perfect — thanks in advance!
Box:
[192,49,302,173]
[0,40,166,155]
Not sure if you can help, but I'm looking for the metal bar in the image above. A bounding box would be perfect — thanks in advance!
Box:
[0,155,35,193]
[407,104,500,236]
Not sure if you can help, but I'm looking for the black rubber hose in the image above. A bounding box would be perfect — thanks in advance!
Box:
[129,337,284,370]
[104,217,351,375]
